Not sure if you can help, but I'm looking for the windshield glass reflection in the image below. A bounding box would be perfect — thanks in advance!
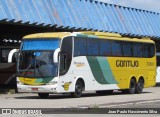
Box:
[18,51,57,78]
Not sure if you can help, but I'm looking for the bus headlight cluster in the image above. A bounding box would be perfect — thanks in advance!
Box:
[46,81,58,85]
[17,81,24,85]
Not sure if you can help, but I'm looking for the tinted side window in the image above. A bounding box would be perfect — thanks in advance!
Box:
[149,44,155,58]
[87,39,99,56]
[143,44,155,58]
[133,43,143,57]
[74,37,155,58]
[122,42,132,57]
[112,41,122,56]
[74,38,86,56]
[100,40,111,56]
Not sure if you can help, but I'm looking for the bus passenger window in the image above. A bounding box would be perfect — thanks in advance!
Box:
[100,40,111,56]
[143,43,155,58]
[143,44,151,58]
[74,38,86,56]
[133,43,143,57]
[87,39,99,56]
[122,42,132,57]
[149,44,155,58]
[112,41,122,56]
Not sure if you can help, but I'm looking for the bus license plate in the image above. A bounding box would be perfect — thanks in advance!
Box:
[32,88,38,91]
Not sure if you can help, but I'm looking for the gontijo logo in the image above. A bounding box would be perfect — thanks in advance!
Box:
[74,61,85,67]
[116,60,139,67]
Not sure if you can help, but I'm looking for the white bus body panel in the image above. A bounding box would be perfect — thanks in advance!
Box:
[156,67,160,83]
[17,56,120,93]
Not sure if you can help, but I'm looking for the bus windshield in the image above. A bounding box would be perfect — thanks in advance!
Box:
[17,38,60,78]
[17,51,58,78]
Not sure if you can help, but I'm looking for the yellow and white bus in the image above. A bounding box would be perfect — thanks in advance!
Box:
[9,32,156,98]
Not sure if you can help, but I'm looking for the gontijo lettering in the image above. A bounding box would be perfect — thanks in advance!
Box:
[116,60,139,67]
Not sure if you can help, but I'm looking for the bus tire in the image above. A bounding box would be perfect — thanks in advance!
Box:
[136,79,144,94]
[71,81,83,98]
[128,78,136,94]
[38,93,49,98]
[122,79,136,94]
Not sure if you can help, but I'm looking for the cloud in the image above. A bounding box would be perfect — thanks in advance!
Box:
[95,0,160,13]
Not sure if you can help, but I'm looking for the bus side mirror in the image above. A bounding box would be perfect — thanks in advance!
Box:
[53,48,60,63]
[8,49,19,63]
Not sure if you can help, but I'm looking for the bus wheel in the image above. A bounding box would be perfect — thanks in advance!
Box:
[38,93,49,98]
[136,79,144,94]
[122,79,136,94]
[71,81,83,98]
[128,79,136,94]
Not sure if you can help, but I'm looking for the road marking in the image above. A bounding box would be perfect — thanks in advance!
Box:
[76,99,160,108]
[136,100,160,104]
[104,103,134,108]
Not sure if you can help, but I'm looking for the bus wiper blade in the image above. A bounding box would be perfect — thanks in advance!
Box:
[19,64,32,72]
[37,67,45,79]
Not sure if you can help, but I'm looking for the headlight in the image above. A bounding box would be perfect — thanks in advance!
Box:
[46,81,58,85]
[17,81,24,85]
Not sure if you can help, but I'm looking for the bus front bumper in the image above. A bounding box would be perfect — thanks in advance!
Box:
[17,84,58,93]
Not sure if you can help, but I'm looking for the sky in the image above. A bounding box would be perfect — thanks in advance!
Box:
[96,0,160,13]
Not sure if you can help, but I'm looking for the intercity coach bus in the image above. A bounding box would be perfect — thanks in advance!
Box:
[8,32,156,98]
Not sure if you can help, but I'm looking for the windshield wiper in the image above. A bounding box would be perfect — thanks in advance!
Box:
[17,64,32,75]
[36,67,45,79]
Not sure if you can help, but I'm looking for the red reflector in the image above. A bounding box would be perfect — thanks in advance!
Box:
[25,72,33,75]
[32,88,38,91]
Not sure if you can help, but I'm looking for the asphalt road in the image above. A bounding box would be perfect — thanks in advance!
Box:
[0,86,160,108]
[1,86,160,116]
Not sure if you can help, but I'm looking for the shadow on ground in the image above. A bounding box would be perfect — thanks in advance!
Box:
[14,90,151,100]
